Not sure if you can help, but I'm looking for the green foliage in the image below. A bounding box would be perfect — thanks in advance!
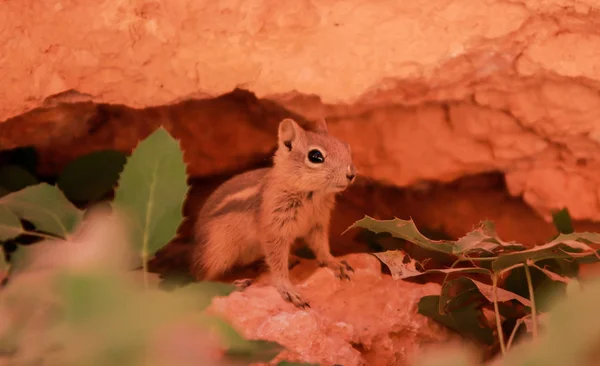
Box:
[347,210,600,356]
[345,217,455,254]
[0,126,292,365]
[57,150,127,203]
[0,183,83,239]
[113,127,189,266]
[0,206,23,242]
[0,267,281,365]
[416,277,600,366]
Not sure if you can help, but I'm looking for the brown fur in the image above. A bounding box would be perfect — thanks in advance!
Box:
[190,118,356,308]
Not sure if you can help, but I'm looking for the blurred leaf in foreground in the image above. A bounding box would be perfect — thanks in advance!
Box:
[500,277,600,366]
[0,183,83,238]
[0,206,23,242]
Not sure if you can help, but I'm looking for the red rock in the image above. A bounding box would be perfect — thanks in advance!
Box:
[207,254,465,366]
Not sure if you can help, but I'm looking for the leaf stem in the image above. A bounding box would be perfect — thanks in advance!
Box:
[506,318,524,351]
[492,274,507,355]
[457,256,497,262]
[523,261,538,338]
[438,259,461,314]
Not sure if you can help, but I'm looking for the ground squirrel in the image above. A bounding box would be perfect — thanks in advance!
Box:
[191,117,356,308]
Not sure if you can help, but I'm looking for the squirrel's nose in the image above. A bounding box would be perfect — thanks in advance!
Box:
[346,165,356,181]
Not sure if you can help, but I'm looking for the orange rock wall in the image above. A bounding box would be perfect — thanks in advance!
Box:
[2,0,600,221]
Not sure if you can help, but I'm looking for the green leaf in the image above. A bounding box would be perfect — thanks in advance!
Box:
[437,276,530,311]
[0,206,23,241]
[346,217,526,258]
[453,221,525,255]
[57,150,127,202]
[469,278,531,307]
[345,216,454,254]
[372,250,423,279]
[0,165,38,192]
[372,250,491,280]
[0,183,83,238]
[552,208,573,234]
[112,127,189,262]
[530,263,570,283]
[491,232,600,272]
[418,295,495,345]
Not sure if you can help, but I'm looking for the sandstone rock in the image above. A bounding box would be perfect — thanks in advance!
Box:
[0,89,307,177]
[3,1,600,224]
[207,253,467,366]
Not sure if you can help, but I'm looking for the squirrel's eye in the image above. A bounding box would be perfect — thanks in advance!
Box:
[308,149,325,164]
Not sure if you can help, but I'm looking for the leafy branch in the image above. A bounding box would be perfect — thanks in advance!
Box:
[346,210,598,354]
[0,126,287,365]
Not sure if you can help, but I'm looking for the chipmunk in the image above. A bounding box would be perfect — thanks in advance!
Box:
[190,117,356,308]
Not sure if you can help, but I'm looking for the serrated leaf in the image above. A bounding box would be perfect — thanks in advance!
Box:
[418,295,495,345]
[469,278,531,307]
[112,127,189,263]
[57,150,127,202]
[438,277,488,314]
[530,263,570,283]
[438,276,530,311]
[0,206,23,241]
[372,250,491,280]
[346,216,454,254]
[0,183,83,238]
[0,165,38,192]
[454,221,525,255]
[491,232,600,272]
[372,250,422,279]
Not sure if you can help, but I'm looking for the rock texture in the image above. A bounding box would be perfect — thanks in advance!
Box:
[207,253,467,366]
[2,1,600,219]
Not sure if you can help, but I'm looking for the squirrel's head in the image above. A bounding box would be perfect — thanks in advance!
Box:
[273,118,356,193]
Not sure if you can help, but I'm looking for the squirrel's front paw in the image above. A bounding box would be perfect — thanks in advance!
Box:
[320,259,354,280]
[276,283,310,309]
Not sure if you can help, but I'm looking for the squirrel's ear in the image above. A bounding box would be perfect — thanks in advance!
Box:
[314,117,328,133]
[278,118,304,151]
